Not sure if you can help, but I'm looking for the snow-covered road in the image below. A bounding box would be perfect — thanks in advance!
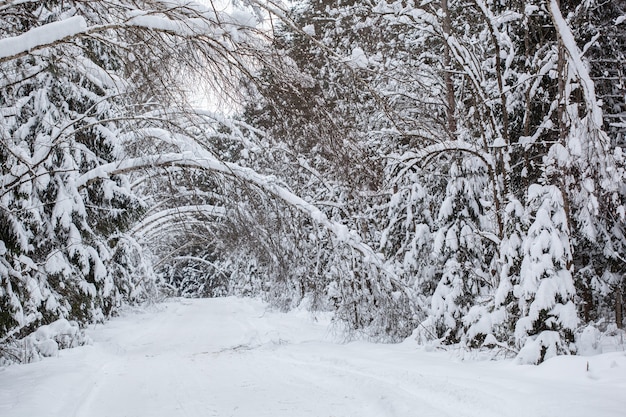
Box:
[1,297,625,417]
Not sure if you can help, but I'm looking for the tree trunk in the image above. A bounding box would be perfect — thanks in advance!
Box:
[441,0,457,137]
[616,284,623,329]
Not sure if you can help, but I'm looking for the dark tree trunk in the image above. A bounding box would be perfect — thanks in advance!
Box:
[616,285,623,329]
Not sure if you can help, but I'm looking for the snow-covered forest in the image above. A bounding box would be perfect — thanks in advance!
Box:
[1,0,625,366]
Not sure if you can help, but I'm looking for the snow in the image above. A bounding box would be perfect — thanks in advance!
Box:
[44,252,70,275]
[126,15,213,37]
[349,47,369,69]
[230,9,258,27]
[302,24,315,36]
[1,297,624,417]
[13,319,86,361]
[491,137,506,148]
[524,4,539,15]
[400,140,494,169]
[0,16,87,60]
[130,205,227,237]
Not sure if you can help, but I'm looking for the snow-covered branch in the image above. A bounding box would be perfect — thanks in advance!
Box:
[0,4,263,64]
[0,16,87,61]
[398,140,494,169]
[547,0,603,127]
[130,205,227,237]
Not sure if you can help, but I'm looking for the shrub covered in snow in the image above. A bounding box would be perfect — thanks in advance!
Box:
[1,319,90,365]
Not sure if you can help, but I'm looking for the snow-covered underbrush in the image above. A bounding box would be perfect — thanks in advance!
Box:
[577,324,626,355]
[407,322,626,364]
[0,319,90,366]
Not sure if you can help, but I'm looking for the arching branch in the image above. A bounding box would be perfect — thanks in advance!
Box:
[77,152,402,285]
[130,205,226,237]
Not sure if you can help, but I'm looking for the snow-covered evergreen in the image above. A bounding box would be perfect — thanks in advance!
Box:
[0,1,152,350]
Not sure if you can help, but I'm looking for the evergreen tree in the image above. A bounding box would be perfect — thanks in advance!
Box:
[515,184,578,363]
[0,1,152,345]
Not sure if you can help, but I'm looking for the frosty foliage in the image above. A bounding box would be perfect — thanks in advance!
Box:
[234,0,626,362]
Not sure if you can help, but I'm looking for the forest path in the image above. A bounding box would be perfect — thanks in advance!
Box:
[1,297,625,417]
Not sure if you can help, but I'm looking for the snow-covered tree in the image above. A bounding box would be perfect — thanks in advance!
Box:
[0,0,152,344]
[428,156,495,345]
[514,184,577,363]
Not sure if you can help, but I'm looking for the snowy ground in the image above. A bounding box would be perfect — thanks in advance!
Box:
[1,297,625,417]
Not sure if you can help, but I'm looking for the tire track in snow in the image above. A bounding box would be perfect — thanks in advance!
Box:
[271,353,524,417]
